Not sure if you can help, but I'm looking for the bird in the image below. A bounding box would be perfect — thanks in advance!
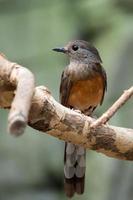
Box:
[53,40,107,198]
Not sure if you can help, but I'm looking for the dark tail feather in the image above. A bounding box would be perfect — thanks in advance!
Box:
[64,142,76,197]
[64,142,86,198]
[64,177,75,198]
[75,176,85,195]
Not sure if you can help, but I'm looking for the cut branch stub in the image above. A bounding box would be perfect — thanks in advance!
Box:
[0,54,35,136]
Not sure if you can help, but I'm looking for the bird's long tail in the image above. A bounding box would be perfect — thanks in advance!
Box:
[64,142,86,198]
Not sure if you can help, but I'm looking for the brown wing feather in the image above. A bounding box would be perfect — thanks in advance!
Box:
[60,68,73,106]
[99,66,107,105]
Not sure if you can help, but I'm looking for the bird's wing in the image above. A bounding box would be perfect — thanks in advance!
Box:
[60,68,73,106]
[100,65,107,105]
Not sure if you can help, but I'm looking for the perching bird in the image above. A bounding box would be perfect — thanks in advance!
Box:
[53,40,107,198]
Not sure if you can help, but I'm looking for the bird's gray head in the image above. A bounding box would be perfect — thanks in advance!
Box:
[53,40,102,63]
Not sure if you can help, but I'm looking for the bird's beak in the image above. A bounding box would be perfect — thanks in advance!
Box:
[52,47,68,53]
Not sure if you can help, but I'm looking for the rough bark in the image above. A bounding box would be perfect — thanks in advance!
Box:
[0,54,133,161]
[0,54,35,135]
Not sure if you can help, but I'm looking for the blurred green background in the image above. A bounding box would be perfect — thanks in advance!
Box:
[0,0,133,200]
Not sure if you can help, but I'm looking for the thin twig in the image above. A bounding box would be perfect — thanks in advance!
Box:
[90,86,133,128]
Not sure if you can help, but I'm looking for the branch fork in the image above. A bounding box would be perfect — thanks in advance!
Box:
[0,53,133,161]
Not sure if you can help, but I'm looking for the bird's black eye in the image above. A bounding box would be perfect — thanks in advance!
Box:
[72,45,78,51]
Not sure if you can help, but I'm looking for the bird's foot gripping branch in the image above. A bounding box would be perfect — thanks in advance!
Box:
[0,53,133,160]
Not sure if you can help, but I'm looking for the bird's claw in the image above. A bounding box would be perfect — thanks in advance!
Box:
[72,108,82,114]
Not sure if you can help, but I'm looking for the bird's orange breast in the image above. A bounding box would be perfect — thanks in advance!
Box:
[68,74,104,111]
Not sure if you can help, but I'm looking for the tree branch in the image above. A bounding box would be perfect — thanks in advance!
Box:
[91,86,133,128]
[0,54,133,161]
[0,54,35,136]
